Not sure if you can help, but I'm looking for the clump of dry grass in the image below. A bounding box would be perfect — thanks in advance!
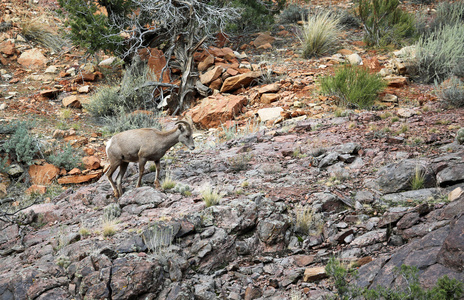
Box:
[299,10,341,58]
[21,18,66,52]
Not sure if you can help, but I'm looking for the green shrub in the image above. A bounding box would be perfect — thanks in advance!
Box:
[2,123,41,166]
[103,203,122,221]
[320,65,386,109]
[429,1,464,33]
[357,0,416,47]
[222,0,286,32]
[299,10,341,58]
[415,24,464,83]
[47,143,83,171]
[57,0,128,55]
[142,223,174,254]
[326,257,360,299]
[85,61,156,119]
[456,128,464,144]
[173,183,192,196]
[325,260,464,300]
[102,109,161,134]
[0,156,9,173]
[436,76,464,108]
[279,4,308,24]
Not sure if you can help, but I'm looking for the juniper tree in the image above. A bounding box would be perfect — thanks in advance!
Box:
[58,0,240,113]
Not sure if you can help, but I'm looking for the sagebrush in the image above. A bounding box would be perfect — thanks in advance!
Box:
[414,24,464,83]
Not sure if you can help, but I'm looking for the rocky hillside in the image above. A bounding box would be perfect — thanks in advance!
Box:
[1,0,464,299]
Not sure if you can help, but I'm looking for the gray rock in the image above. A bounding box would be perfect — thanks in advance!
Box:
[382,188,442,203]
[351,229,387,247]
[335,142,361,155]
[257,219,289,245]
[318,152,339,168]
[436,163,464,187]
[375,159,436,194]
[7,164,23,177]
[355,190,375,204]
[118,187,165,207]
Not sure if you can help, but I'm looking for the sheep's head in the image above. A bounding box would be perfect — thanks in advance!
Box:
[176,121,195,150]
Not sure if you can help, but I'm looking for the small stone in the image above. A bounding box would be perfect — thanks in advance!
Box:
[62,95,81,108]
[78,85,90,93]
[257,107,284,122]
[7,164,24,177]
[382,94,398,103]
[448,187,463,202]
[346,53,363,65]
[303,267,327,282]
[44,66,58,74]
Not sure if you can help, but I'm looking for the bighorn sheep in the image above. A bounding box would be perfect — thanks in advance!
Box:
[105,121,195,198]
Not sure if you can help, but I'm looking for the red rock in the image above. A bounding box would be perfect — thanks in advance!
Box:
[17,48,48,69]
[209,77,223,90]
[303,267,327,282]
[82,156,101,170]
[147,48,170,83]
[57,170,103,184]
[365,57,382,72]
[198,55,215,72]
[0,40,15,55]
[28,163,60,185]
[338,49,354,55]
[261,93,280,104]
[40,89,60,99]
[63,135,88,147]
[257,43,272,50]
[187,94,247,128]
[83,147,96,156]
[387,76,408,88]
[220,71,262,93]
[26,184,47,195]
[62,95,81,108]
[253,33,275,48]
[226,68,239,76]
[294,255,315,267]
[68,168,81,175]
[200,66,223,85]
[215,32,229,48]
[257,83,280,94]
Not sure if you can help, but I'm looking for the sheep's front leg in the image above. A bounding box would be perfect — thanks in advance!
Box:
[154,160,161,188]
[137,158,147,188]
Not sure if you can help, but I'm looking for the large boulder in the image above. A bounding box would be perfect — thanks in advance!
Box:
[374,159,436,194]
[188,94,247,128]
[220,71,262,93]
[17,48,48,68]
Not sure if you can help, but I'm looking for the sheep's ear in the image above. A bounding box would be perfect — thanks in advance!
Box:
[177,123,185,132]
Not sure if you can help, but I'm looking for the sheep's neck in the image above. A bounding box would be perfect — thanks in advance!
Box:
[158,130,181,153]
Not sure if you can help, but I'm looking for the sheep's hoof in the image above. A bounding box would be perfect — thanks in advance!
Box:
[113,191,120,198]
[154,180,161,189]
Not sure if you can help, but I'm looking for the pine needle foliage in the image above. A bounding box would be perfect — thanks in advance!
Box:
[357,0,416,47]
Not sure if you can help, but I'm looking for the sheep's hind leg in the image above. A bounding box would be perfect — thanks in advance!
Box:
[136,158,147,188]
[106,163,120,198]
[116,161,129,197]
